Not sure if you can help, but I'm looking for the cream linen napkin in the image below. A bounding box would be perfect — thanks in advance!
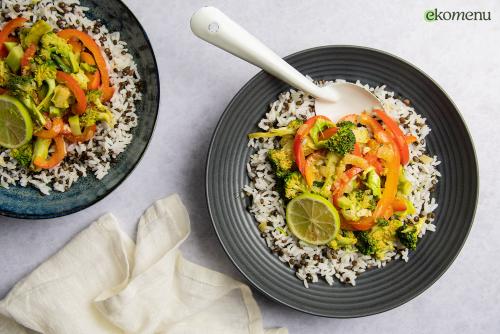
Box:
[0,194,287,334]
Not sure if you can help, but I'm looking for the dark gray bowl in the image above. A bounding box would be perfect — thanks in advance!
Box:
[206,46,478,317]
[0,0,159,219]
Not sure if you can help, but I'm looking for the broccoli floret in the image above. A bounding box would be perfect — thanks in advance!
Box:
[71,69,89,90]
[21,20,52,48]
[79,90,114,127]
[33,62,57,112]
[9,142,33,168]
[283,171,308,200]
[337,189,376,221]
[248,119,304,139]
[356,219,404,258]
[355,231,376,255]
[335,120,355,129]
[323,125,355,156]
[40,32,79,73]
[6,75,46,126]
[33,61,56,86]
[51,85,72,109]
[0,60,11,86]
[268,148,293,178]
[397,218,424,250]
[329,230,357,250]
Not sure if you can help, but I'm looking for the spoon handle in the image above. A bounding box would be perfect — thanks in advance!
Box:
[190,7,333,101]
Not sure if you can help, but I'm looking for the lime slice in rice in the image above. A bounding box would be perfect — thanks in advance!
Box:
[0,95,33,149]
[286,193,340,245]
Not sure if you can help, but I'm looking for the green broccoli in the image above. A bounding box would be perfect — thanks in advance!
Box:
[397,218,425,250]
[9,142,33,168]
[337,189,376,221]
[51,85,72,109]
[355,231,376,255]
[335,120,355,129]
[0,59,11,86]
[6,75,46,126]
[356,219,404,258]
[329,230,357,250]
[283,171,308,200]
[364,168,381,198]
[33,61,57,112]
[248,119,303,139]
[268,148,293,178]
[79,90,114,127]
[40,32,79,73]
[323,125,356,156]
[21,20,52,48]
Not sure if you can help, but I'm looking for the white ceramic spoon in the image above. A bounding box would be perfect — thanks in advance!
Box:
[190,6,383,121]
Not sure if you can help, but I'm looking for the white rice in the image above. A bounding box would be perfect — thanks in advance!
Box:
[0,0,142,194]
[244,79,440,287]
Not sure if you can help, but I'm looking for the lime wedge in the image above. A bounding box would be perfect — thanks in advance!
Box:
[0,95,33,149]
[286,193,340,245]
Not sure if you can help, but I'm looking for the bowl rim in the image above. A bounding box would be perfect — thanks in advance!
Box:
[0,0,160,220]
[205,44,479,318]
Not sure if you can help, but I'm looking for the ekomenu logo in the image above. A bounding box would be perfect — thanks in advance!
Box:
[424,8,491,22]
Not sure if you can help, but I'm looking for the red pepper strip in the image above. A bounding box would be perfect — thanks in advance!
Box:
[392,198,407,212]
[86,70,100,90]
[374,109,410,165]
[364,152,383,174]
[340,216,355,231]
[318,126,338,141]
[20,43,36,71]
[293,116,332,175]
[34,117,63,138]
[64,125,96,143]
[349,135,401,230]
[57,29,114,101]
[405,134,417,144]
[0,87,7,95]
[304,152,324,187]
[0,18,27,57]
[331,166,363,206]
[68,37,83,54]
[56,71,87,115]
[80,51,95,65]
[353,143,362,157]
[359,112,390,143]
[33,135,66,169]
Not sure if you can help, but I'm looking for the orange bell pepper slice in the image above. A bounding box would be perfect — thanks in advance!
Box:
[317,126,338,141]
[57,29,114,101]
[33,135,66,169]
[0,18,27,57]
[56,71,87,114]
[68,37,83,53]
[20,43,36,71]
[293,115,331,176]
[64,125,96,143]
[34,117,64,139]
[80,51,95,65]
[86,70,100,90]
[374,109,410,165]
[304,152,325,187]
[392,198,407,212]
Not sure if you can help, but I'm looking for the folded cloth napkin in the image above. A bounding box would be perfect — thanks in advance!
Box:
[0,194,287,334]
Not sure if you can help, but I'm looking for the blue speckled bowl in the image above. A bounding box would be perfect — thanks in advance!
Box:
[0,0,159,219]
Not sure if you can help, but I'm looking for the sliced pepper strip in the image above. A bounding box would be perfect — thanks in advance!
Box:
[57,29,114,101]
[331,166,363,206]
[304,152,324,187]
[392,198,407,212]
[293,116,331,176]
[0,18,27,57]
[34,117,63,138]
[86,70,100,90]
[33,135,66,169]
[80,51,95,65]
[64,124,96,143]
[317,126,337,141]
[20,43,36,71]
[374,109,410,165]
[348,134,401,231]
[0,87,7,95]
[56,71,87,114]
